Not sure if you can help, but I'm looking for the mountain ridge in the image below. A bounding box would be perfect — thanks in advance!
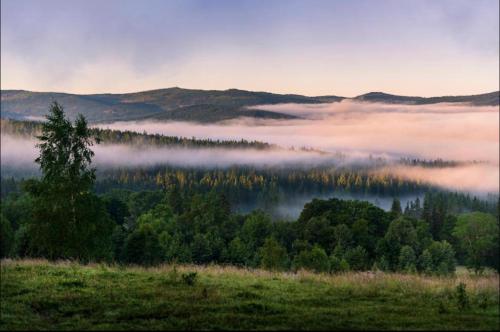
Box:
[1,88,497,123]
[353,91,499,106]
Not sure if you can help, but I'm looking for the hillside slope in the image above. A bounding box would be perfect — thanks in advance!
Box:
[2,88,496,124]
[354,91,499,106]
[0,88,342,123]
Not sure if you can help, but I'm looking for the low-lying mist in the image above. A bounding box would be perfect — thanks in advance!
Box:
[239,192,423,220]
[1,100,498,194]
[97,100,499,163]
[2,135,498,194]
[375,164,499,193]
[0,135,337,169]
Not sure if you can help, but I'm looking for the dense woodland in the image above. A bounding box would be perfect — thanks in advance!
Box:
[3,163,497,219]
[1,118,276,149]
[0,104,498,275]
[3,118,497,214]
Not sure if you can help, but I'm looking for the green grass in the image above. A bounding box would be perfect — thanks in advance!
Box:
[1,260,499,330]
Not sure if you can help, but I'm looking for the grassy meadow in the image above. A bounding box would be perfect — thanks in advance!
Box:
[0,259,498,330]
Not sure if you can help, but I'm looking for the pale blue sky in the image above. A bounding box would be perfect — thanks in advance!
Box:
[1,0,498,96]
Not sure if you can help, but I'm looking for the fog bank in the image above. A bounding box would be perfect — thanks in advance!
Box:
[251,192,423,220]
[2,100,498,194]
[2,133,498,194]
[97,100,499,163]
[374,164,499,193]
[0,134,337,169]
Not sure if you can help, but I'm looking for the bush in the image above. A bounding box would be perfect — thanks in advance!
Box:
[329,256,342,273]
[398,245,417,272]
[418,241,455,275]
[329,255,350,273]
[379,217,418,270]
[455,282,469,310]
[344,246,369,271]
[427,241,456,276]
[0,215,14,258]
[182,272,198,286]
[13,225,32,258]
[258,237,289,271]
[418,249,433,274]
[339,259,350,272]
[123,224,163,265]
[373,256,389,272]
[191,233,213,264]
[165,266,180,284]
[293,245,329,273]
[224,237,250,266]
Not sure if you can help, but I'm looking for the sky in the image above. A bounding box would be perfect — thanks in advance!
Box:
[1,0,498,97]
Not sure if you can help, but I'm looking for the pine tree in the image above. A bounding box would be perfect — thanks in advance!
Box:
[422,193,432,224]
[390,198,402,218]
[167,185,183,215]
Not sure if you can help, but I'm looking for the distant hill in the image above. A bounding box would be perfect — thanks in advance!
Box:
[353,91,499,106]
[0,88,343,123]
[1,88,497,123]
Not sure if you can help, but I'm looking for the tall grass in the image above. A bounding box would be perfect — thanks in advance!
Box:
[1,259,498,330]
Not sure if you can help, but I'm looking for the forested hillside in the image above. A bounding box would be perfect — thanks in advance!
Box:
[2,117,497,219]
[1,118,276,149]
[354,91,499,106]
[2,87,497,124]
[0,88,343,123]
[1,104,498,274]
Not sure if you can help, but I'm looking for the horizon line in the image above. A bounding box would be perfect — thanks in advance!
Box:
[2,86,499,99]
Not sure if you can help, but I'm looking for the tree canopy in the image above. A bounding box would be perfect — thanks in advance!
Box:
[24,102,113,260]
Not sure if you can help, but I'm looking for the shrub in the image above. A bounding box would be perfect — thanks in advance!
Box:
[379,217,418,270]
[182,272,198,286]
[293,245,329,273]
[123,224,163,265]
[427,241,456,276]
[339,259,350,272]
[191,233,213,264]
[344,246,369,271]
[258,237,289,271]
[166,266,180,284]
[419,249,433,274]
[373,256,389,272]
[398,245,417,273]
[0,215,14,258]
[455,282,469,310]
[330,255,350,273]
[224,237,250,266]
[329,256,342,273]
